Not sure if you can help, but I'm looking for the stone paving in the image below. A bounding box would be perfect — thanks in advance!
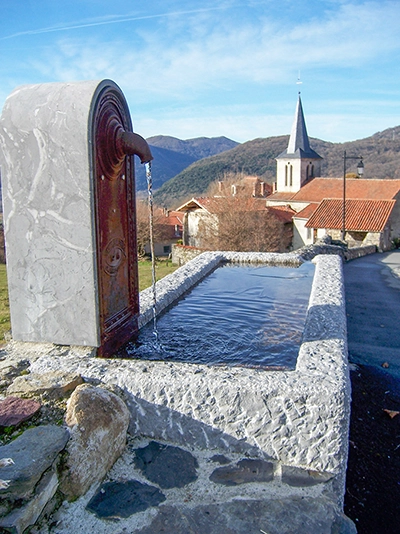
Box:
[47,436,355,534]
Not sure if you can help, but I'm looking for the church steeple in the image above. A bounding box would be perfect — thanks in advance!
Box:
[275,95,322,193]
[287,95,311,154]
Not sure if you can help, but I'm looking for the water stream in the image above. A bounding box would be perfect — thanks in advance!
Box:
[144,161,159,345]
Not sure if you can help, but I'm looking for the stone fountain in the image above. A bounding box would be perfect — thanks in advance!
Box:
[0,79,152,357]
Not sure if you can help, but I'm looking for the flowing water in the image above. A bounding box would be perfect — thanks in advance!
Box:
[144,161,159,345]
[127,262,314,369]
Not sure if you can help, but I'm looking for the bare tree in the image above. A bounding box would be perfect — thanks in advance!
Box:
[198,196,289,252]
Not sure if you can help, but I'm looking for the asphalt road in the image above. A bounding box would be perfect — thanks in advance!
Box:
[343,250,400,378]
[343,250,400,533]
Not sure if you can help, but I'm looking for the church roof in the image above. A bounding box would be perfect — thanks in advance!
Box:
[276,95,322,160]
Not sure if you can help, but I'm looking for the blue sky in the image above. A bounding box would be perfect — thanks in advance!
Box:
[1,0,400,143]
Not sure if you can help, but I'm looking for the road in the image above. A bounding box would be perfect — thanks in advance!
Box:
[343,250,400,377]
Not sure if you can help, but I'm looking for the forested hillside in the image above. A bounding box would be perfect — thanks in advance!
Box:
[135,135,238,191]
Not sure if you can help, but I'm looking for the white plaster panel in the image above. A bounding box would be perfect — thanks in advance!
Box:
[0,80,106,345]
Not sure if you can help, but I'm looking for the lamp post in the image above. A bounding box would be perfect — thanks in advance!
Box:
[341,150,364,241]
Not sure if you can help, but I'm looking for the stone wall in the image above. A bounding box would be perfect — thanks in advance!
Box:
[171,244,207,265]
[172,241,377,266]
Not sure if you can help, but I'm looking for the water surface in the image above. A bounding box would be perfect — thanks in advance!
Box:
[126,262,314,368]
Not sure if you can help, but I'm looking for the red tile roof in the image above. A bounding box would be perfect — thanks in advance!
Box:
[293,203,319,219]
[305,199,396,232]
[292,178,400,202]
[265,191,296,201]
[268,205,296,223]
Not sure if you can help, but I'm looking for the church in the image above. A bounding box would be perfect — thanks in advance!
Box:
[266,96,400,251]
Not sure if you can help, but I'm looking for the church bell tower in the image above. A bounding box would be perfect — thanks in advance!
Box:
[275,95,322,193]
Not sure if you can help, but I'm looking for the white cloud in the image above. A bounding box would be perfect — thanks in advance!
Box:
[26,1,400,100]
[3,1,400,142]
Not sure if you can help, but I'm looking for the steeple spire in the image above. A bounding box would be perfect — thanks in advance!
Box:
[277,95,322,160]
[287,95,311,154]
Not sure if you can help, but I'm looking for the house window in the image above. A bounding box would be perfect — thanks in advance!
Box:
[163,245,171,254]
[289,164,293,187]
[307,227,312,240]
[285,165,288,186]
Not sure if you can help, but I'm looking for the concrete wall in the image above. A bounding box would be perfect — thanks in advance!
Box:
[293,217,312,249]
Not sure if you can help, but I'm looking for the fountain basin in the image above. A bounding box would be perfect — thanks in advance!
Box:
[132,261,314,368]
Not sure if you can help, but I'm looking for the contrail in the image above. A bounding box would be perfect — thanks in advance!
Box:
[0,7,226,41]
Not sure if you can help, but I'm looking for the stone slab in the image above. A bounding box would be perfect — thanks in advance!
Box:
[134,497,357,534]
[209,459,274,486]
[0,425,69,500]
[0,396,41,427]
[134,441,198,489]
[0,467,58,534]
[6,371,83,400]
[0,80,105,346]
[86,480,166,519]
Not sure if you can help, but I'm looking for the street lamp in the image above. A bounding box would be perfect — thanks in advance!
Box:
[341,150,364,240]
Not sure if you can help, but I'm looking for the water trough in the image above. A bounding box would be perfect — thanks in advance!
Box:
[0,77,353,529]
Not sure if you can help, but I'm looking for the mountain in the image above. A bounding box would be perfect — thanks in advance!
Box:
[153,126,400,208]
[147,135,239,159]
[135,146,196,191]
[135,135,239,191]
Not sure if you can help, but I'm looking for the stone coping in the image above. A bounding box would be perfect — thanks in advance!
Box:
[5,250,351,509]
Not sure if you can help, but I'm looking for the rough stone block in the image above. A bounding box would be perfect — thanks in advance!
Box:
[60,384,130,499]
[7,371,83,400]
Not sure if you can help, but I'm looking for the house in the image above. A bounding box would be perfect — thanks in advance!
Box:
[176,196,294,252]
[143,209,183,257]
[266,95,400,251]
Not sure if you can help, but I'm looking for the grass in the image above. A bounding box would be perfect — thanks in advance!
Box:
[0,265,10,343]
[0,259,178,343]
[138,257,178,291]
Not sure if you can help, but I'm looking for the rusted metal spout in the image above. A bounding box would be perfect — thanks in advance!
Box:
[116,130,153,164]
